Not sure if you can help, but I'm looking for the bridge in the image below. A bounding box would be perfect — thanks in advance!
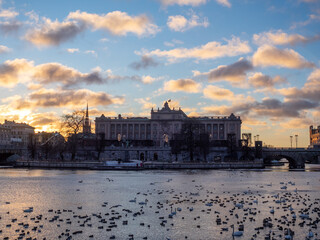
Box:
[261,147,320,169]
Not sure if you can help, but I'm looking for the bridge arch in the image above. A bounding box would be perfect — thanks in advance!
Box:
[263,154,303,169]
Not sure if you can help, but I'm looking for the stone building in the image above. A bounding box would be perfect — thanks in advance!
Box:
[0,124,11,146]
[310,125,320,148]
[95,101,242,147]
[1,120,35,146]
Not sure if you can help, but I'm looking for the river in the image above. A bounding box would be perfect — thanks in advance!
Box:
[0,164,319,239]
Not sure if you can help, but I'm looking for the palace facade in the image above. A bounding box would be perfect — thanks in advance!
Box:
[95,101,242,147]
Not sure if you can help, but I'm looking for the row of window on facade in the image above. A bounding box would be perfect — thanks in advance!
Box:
[98,123,235,133]
[96,123,236,141]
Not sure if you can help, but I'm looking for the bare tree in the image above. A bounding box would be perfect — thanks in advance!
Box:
[61,110,84,161]
[96,132,105,161]
[28,133,37,160]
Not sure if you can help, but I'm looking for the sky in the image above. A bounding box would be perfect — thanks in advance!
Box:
[0,0,319,147]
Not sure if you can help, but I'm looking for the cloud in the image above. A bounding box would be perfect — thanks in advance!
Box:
[203,85,235,101]
[0,59,109,88]
[0,9,18,19]
[29,88,125,108]
[253,30,319,46]
[149,37,251,61]
[25,18,85,46]
[203,85,253,102]
[0,20,21,33]
[279,118,313,129]
[291,13,320,29]
[248,72,286,88]
[33,62,105,86]
[252,45,315,69]
[280,68,320,101]
[129,55,159,70]
[215,0,231,7]
[167,14,209,32]
[0,59,33,87]
[207,58,253,83]
[67,48,79,53]
[193,58,253,86]
[0,59,153,88]
[202,98,318,118]
[67,10,159,36]
[0,44,10,54]
[159,0,207,6]
[164,79,201,93]
[136,98,156,110]
[141,75,158,84]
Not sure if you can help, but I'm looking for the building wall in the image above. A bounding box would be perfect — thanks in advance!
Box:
[1,120,35,146]
[95,103,242,146]
[310,125,320,147]
[0,125,11,145]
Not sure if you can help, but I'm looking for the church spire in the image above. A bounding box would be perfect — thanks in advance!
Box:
[83,102,91,134]
[86,102,89,118]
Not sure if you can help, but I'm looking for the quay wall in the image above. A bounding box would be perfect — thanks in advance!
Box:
[13,159,264,170]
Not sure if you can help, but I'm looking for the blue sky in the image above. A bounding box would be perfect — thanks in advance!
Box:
[0,0,319,147]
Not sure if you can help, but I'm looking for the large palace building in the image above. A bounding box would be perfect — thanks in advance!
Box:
[95,101,242,147]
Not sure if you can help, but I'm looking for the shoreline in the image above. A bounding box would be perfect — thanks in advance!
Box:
[11,160,265,170]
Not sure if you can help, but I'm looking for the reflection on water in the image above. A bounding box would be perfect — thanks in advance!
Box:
[0,166,319,239]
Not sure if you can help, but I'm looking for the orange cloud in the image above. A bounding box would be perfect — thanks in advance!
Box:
[149,37,251,61]
[203,85,235,101]
[67,10,159,36]
[248,72,286,88]
[164,79,201,93]
[252,45,315,69]
[0,58,33,87]
[29,88,125,108]
[25,18,85,46]
[253,30,319,46]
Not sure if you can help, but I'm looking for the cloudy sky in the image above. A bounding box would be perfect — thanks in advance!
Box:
[0,0,319,147]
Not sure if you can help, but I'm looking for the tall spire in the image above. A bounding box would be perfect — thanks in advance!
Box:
[86,102,89,118]
[83,102,91,134]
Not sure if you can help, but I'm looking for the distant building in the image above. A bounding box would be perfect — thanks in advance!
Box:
[83,103,92,135]
[0,124,11,146]
[95,101,242,147]
[309,125,320,148]
[1,120,35,146]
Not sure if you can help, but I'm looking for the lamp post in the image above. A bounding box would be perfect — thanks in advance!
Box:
[290,136,293,149]
[257,135,259,141]
[295,134,298,149]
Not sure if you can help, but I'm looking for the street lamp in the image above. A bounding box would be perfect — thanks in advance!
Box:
[295,135,298,149]
[257,135,259,141]
[290,136,293,148]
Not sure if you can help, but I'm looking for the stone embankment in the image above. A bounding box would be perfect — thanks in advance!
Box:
[13,159,264,170]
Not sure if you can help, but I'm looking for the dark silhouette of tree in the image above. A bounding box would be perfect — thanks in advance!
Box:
[96,132,106,161]
[61,110,84,161]
[28,133,37,160]
[198,133,209,162]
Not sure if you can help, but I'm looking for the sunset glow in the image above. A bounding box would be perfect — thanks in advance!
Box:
[0,0,319,147]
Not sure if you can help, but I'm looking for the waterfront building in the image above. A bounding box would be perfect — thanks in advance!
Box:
[0,124,11,146]
[1,120,35,147]
[95,101,242,148]
[309,125,320,148]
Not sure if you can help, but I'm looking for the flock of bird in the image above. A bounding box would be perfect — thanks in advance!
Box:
[0,174,319,239]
